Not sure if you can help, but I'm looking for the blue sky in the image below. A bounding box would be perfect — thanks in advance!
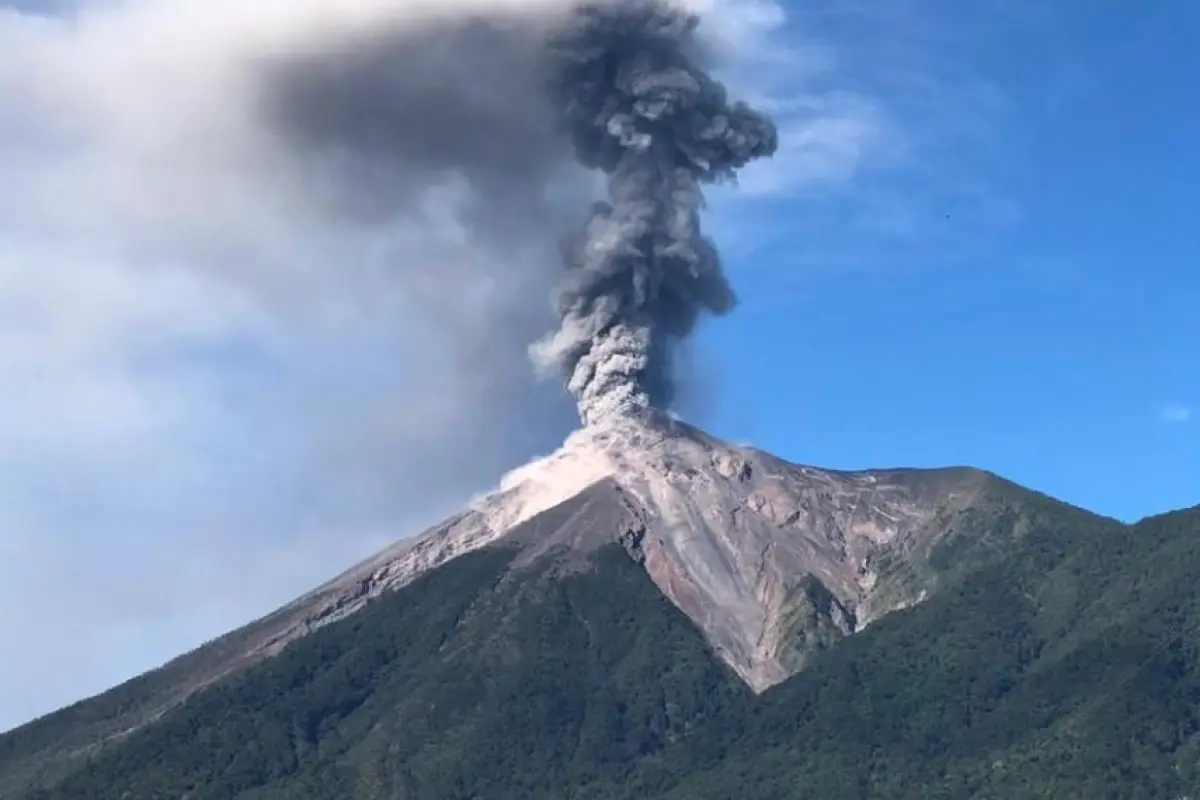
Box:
[700,0,1196,522]
[0,0,1193,731]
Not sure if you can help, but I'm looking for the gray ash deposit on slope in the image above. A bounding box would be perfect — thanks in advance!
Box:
[531,1,778,424]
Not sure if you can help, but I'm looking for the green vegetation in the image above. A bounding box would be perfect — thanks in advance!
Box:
[4,492,1199,799]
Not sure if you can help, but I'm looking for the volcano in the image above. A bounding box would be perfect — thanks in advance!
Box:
[3,414,1199,799]
[279,409,1001,691]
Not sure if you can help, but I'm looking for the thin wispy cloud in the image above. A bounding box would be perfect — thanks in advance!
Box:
[1160,404,1192,425]
[703,0,1040,295]
[705,6,893,203]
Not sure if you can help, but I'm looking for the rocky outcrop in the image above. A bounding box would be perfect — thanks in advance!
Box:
[563,413,991,689]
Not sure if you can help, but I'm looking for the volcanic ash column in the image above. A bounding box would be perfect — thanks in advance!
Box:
[530,0,778,427]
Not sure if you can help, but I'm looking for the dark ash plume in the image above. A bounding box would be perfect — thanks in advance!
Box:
[531,0,778,425]
[253,0,775,428]
[256,13,581,242]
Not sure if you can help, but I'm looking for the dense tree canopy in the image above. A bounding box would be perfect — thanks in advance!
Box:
[4,496,1198,799]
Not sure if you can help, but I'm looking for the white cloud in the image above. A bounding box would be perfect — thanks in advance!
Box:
[0,0,581,733]
[1160,404,1192,425]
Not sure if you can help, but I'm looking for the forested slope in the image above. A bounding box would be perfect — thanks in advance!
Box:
[4,495,1197,799]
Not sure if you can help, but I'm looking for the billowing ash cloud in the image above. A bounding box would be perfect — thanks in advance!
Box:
[256,7,582,245]
[531,0,778,425]
[257,0,776,427]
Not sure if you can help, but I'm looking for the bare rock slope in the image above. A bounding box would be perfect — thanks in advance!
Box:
[262,410,1001,690]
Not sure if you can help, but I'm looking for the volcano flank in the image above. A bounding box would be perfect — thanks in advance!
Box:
[6,412,1198,799]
